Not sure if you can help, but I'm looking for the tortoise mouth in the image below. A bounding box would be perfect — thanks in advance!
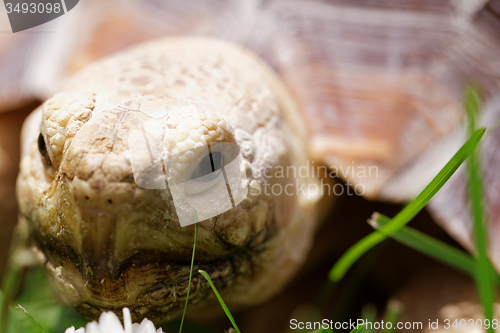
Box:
[33,240,254,323]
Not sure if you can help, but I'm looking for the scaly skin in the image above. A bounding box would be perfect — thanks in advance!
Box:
[16,37,321,323]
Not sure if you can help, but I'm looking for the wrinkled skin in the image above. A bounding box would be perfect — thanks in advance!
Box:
[16,38,321,323]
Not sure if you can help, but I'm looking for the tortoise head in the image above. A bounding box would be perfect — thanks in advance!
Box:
[16,38,321,323]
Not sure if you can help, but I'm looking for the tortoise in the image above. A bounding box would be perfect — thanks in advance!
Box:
[3,0,500,326]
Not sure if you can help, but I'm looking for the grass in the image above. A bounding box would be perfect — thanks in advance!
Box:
[381,300,401,333]
[198,270,241,333]
[330,127,485,282]
[178,209,242,333]
[370,213,478,279]
[0,250,26,333]
[178,210,199,333]
[465,86,495,331]
[333,85,496,330]
[360,304,376,333]
[15,306,46,333]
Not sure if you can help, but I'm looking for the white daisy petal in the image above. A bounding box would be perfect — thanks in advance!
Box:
[123,308,132,333]
[85,321,101,333]
[64,308,162,333]
[98,311,125,333]
[64,326,76,333]
[133,319,157,333]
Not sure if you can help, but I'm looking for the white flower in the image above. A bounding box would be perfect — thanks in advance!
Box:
[65,308,163,333]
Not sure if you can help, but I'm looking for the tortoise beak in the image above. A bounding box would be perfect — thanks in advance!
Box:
[80,208,117,279]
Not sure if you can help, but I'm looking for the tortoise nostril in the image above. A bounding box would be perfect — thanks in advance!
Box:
[37,133,45,152]
[108,199,113,204]
[37,133,52,166]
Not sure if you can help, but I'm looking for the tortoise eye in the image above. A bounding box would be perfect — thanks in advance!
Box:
[191,152,223,182]
[184,151,224,196]
[38,133,52,166]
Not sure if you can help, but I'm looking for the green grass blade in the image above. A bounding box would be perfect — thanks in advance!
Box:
[331,246,384,323]
[198,270,241,333]
[1,240,29,333]
[350,323,366,333]
[360,304,377,333]
[315,279,335,311]
[369,213,478,278]
[329,127,485,282]
[16,305,48,333]
[382,300,401,333]
[0,262,23,333]
[469,151,495,328]
[465,86,480,135]
[178,210,199,333]
[0,291,5,333]
[465,86,495,331]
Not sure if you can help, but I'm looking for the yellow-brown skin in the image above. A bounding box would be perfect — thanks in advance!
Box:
[16,38,321,323]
